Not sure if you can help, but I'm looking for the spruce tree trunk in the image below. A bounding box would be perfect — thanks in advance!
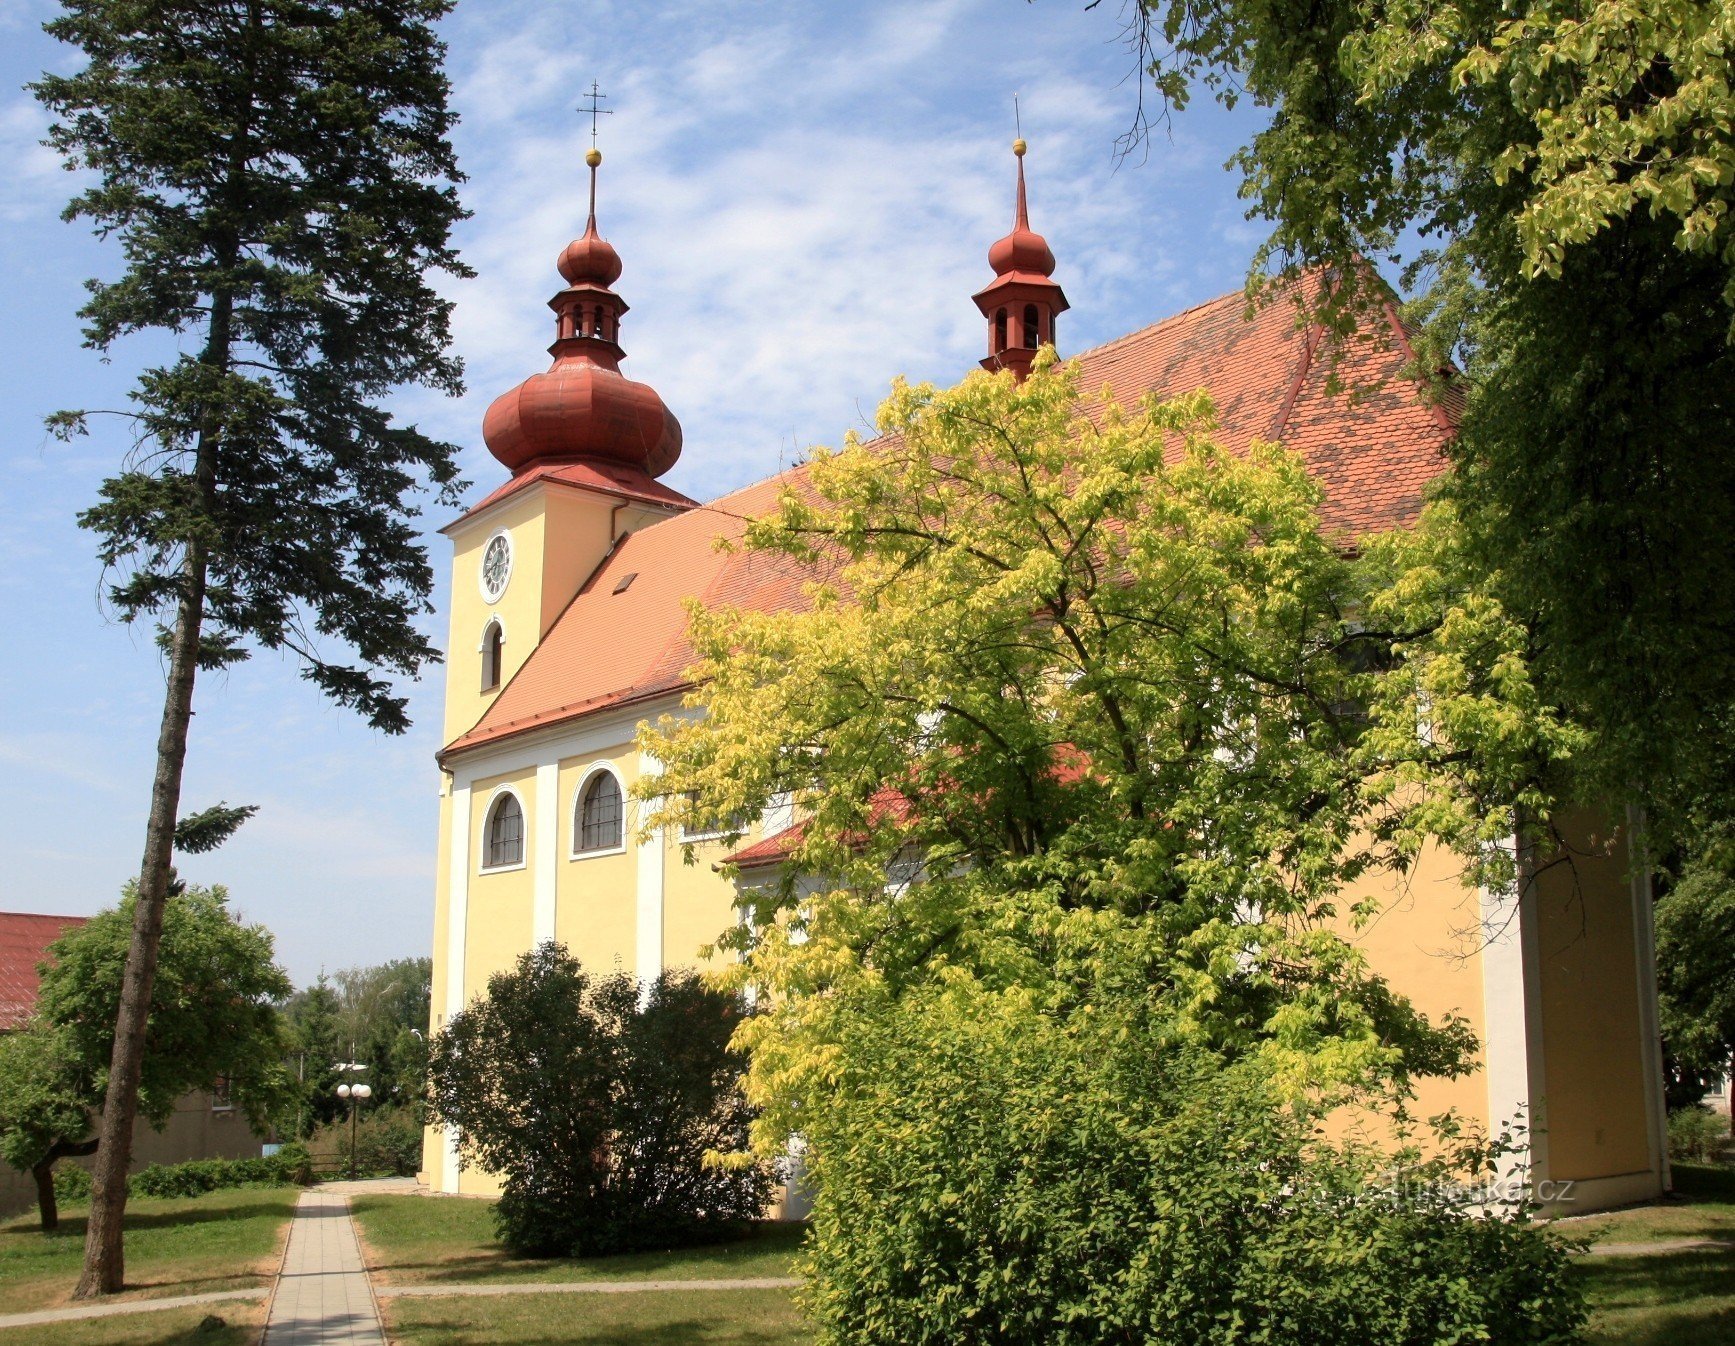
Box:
[74,294,226,1299]
[72,552,206,1296]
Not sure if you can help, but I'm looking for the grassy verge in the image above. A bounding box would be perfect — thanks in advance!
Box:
[1580,1244,1735,1344]
[350,1195,804,1287]
[1568,1195,1735,1344]
[383,1288,808,1345]
[0,1303,265,1344]
[1556,1195,1735,1247]
[0,1188,295,1315]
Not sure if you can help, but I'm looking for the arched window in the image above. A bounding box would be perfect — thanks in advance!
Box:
[993,308,1008,352]
[480,619,503,692]
[575,771,623,853]
[485,793,524,869]
[1023,304,1040,348]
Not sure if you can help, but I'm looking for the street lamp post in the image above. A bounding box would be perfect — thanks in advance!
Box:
[335,1075,372,1180]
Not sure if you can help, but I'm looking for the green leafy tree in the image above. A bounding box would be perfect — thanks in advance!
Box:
[644,357,1564,1149]
[641,358,1577,1334]
[283,975,344,1136]
[0,1024,99,1234]
[1108,0,1735,837]
[1656,828,1735,1112]
[0,884,292,1231]
[31,0,468,1295]
[331,956,431,1110]
[427,943,777,1257]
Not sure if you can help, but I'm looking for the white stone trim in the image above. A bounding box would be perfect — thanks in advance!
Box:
[1480,828,1549,1191]
[636,751,665,997]
[475,612,507,651]
[1536,1168,1663,1217]
[441,781,472,1194]
[1626,803,1670,1194]
[447,700,676,794]
[476,785,528,874]
[569,761,629,859]
[533,761,558,943]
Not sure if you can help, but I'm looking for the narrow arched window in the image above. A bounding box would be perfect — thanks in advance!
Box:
[480,620,503,692]
[577,772,623,853]
[993,308,1008,352]
[485,794,523,869]
[1023,304,1040,348]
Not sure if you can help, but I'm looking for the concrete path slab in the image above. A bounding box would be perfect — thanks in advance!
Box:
[0,1287,265,1331]
[1581,1236,1731,1257]
[263,1190,385,1345]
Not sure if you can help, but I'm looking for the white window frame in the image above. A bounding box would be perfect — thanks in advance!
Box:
[570,763,629,859]
[478,785,529,874]
[478,614,507,692]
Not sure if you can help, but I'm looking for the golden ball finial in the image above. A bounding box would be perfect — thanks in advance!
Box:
[1012,137,1027,157]
[585,148,602,168]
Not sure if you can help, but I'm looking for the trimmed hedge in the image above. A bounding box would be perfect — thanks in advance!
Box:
[52,1144,312,1203]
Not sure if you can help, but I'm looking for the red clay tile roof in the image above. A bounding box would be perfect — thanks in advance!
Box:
[0,912,86,1031]
[441,283,1452,761]
[444,457,699,533]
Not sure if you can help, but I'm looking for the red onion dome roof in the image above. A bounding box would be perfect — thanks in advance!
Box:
[987,139,1056,277]
[481,147,683,480]
[483,361,682,479]
[557,221,622,287]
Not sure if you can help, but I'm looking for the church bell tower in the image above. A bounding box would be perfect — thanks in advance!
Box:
[973,138,1069,381]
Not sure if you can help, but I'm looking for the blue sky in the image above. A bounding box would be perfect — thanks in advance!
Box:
[0,0,1272,986]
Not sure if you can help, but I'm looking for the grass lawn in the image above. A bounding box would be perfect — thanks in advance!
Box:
[0,1187,295,1315]
[2,1303,264,1344]
[1570,1195,1735,1345]
[350,1195,805,1287]
[384,1288,808,1346]
[1557,1196,1735,1247]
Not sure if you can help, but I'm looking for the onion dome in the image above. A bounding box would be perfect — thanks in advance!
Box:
[986,139,1056,277]
[483,148,682,479]
[973,138,1069,380]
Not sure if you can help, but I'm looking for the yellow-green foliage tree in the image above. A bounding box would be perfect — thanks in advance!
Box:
[647,354,1573,1134]
[642,356,1588,1341]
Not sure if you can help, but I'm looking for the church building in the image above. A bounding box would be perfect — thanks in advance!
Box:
[421,140,1670,1215]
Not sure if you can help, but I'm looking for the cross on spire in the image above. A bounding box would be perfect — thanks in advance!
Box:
[578,81,611,150]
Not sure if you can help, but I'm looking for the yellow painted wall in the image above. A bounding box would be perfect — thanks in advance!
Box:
[664,828,747,973]
[444,490,553,744]
[465,767,538,1003]
[555,750,640,976]
[442,489,683,746]
[1534,806,1654,1182]
[1340,842,1492,1131]
[1315,842,1494,1161]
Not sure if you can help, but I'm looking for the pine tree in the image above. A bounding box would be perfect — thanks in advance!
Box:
[31,0,469,1296]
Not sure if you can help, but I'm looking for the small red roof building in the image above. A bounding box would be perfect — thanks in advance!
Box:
[0,912,86,1032]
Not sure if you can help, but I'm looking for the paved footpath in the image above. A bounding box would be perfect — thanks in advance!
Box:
[262,1189,386,1346]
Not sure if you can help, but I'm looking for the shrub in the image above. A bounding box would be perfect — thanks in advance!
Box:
[128,1149,311,1198]
[799,982,1584,1346]
[1668,1105,1728,1164]
[428,942,777,1257]
[309,1105,422,1178]
[53,1163,92,1204]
